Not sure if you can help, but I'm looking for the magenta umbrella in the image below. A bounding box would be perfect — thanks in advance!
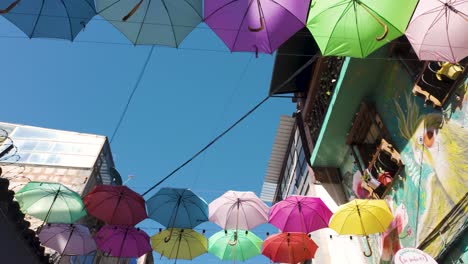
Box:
[204,0,311,56]
[38,224,96,256]
[94,225,151,258]
[209,191,269,230]
[269,196,333,233]
[405,0,468,63]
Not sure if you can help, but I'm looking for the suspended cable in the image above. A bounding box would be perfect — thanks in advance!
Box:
[109,46,155,143]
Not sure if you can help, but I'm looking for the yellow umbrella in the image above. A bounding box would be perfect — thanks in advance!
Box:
[329,199,393,257]
[151,228,207,261]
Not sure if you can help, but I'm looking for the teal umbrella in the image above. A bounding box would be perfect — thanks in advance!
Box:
[96,0,202,46]
[15,182,86,224]
[208,230,263,262]
[306,0,418,58]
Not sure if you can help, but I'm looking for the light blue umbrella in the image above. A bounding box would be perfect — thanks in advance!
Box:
[95,0,202,46]
[146,187,208,231]
[0,0,96,40]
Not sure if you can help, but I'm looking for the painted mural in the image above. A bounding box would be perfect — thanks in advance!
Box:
[338,61,468,264]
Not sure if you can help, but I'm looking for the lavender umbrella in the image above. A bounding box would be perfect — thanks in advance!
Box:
[209,191,269,231]
[405,0,468,63]
[269,196,333,233]
[38,224,96,256]
[204,0,311,56]
[94,225,151,258]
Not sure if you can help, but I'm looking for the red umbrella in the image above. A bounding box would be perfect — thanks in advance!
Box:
[83,185,147,226]
[262,233,318,264]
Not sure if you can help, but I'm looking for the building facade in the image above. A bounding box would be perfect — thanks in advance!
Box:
[0,122,152,264]
[262,30,467,264]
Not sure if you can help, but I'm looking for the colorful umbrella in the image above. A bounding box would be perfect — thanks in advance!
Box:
[0,0,95,40]
[146,187,208,229]
[151,228,207,260]
[209,229,262,261]
[306,0,418,58]
[269,195,332,233]
[329,199,393,256]
[405,0,468,63]
[204,0,311,56]
[15,182,86,224]
[83,185,147,226]
[95,0,202,46]
[262,232,318,264]
[209,191,269,231]
[38,224,96,256]
[95,225,151,258]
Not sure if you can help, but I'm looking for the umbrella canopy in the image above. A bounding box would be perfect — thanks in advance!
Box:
[405,0,468,63]
[95,0,202,46]
[38,224,96,255]
[0,0,95,40]
[204,0,311,55]
[269,195,333,233]
[83,185,147,226]
[151,228,207,260]
[95,225,151,258]
[146,187,208,229]
[209,191,269,230]
[306,0,418,58]
[262,232,318,264]
[209,229,262,261]
[15,182,86,223]
[329,199,393,256]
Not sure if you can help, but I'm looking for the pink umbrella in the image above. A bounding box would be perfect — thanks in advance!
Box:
[204,0,310,56]
[83,185,147,226]
[38,224,96,256]
[209,191,269,230]
[94,225,151,258]
[269,196,332,233]
[406,0,468,63]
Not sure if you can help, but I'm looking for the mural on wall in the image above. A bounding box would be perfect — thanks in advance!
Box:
[339,61,467,264]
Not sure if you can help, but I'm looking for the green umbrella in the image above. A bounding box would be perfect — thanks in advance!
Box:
[306,0,418,58]
[208,230,263,262]
[15,182,86,224]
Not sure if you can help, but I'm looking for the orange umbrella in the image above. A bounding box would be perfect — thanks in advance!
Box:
[262,233,318,264]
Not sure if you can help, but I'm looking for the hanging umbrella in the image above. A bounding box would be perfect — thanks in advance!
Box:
[0,0,96,40]
[38,224,96,256]
[329,199,393,257]
[15,182,86,224]
[95,0,202,46]
[146,187,208,229]
[269,195,333,233]
[95,225,151,258]
[209,191,269,232]
[405,0,468,63]
[83,185,147,226]
[306,0,418,58]
[204,0,311,56]
[151,228,207,260]
[262,232,318,264]
[209,229,262,261]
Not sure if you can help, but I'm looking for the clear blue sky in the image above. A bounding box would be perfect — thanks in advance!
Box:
[0,16,295,263]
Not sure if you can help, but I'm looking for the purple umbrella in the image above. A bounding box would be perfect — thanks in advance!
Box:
[405,0,468,63]
[269,196,333,233]
[94,225,151,258]
[38,224,96,256]
[204,0,311,56]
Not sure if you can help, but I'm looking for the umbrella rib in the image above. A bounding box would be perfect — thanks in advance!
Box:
[324,1,353,55]
[445,6,456,60]
[59,0,74,40]
[185,199,208,221]
[231,0,256,51]
[204,0,239,21]
[420,8,446,54]
[97,0,122,14]
[160,0,179,47]
[81,0,97,13]
[359,208,387,232]
[257,0,273,53]
[58,191,74,222]
[353,2,365,57]
[30,0,46,38]
[181,0,202,20]
[135,0,152,45]
[270,0,307,26]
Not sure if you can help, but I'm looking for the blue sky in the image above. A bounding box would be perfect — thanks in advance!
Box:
[0,16,294,263]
